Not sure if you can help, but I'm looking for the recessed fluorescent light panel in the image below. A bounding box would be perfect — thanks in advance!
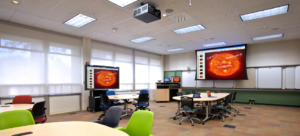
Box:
[252,34,283,41]
[108,0,138,7]
[64,14,96,27]
[167,48,185,52]
[240,5,289,21]
[203,42,226,47]
[131,37,155,43]
[173,25,206,34]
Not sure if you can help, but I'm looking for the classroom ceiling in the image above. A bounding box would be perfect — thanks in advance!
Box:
[0,0,300,55]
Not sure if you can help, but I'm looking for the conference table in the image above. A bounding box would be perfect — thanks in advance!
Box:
[172,93,229,125]
[0,104,34,113]
[108,94,139,117]
[0,121,128,136]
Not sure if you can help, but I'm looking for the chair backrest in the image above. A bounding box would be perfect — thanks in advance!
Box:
[219,90,224,93]
[101,106,123,128]
[12,95,32,104]
[232,91,237,101]
[124,110,154,136]
[138,93,149,104]
[191,91,196,94]
[140,90,148,94]
[0,110,35,130]
[224,93,232,106]
[180,96,194,110]
[176,92,182,96]
[185,91,191,95]
[100,95,110,106]
[106,91,115,96]
[193,93,200,98]
[31,101,46,119]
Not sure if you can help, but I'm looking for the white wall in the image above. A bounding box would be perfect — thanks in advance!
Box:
[164,39,300,71]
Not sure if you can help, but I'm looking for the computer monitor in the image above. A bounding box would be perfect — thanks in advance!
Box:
[164,78,170,82]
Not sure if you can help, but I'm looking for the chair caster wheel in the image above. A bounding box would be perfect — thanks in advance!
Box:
[237,111,239,113]
[173,117,176,120]
[209,118,211,120]
[120,118,122,120]
[202,122,205,125]
[218,117,221,119]
[179,123,181,125]
[192,124,194,126]
[234,115,236,117]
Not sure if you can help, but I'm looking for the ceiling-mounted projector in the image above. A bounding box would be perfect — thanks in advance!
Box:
[133,3,161,23]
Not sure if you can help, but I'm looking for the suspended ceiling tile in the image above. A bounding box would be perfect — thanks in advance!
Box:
[0,0,23,10]
[101,9,132,24]
[185,0,234,18]
[140,26,170,36]
[80,20,111,32]
[231,0,259,7]
[52,24,78,34]
[34,18,60,30]
[159,2,183,16]
[199,15,242,29]
[16,0,55,17]
[58,0,99,12]
[0,7,15,21]
[164,18,199,30]
[174,0,220,13]
[81,0,121,19]
[44,6,78,22]
[10,12,40,26]
[194,8,238,24]
[155,17,177,26]
[39,0,63,5]
[115,18,145,29]
[129,22,161,33]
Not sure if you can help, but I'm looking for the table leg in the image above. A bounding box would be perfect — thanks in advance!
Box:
[202,101,211,125]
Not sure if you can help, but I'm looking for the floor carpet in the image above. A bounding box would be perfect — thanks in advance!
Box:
[47,101,300,136]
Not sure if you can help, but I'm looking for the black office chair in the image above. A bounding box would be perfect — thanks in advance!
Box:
[173,92,184,120]
[176,92,182,96]
[212,93,233,122]
[31,101,47,124]
[91,106,123,128]
[185,91,191,95]
[191,91,196,94]
[98,95,113,120]
[133,93,150,111]
[229,91,239,113]
[179,96,201,126]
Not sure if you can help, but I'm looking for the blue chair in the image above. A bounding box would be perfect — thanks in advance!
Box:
[98,95,113,120]
[106,91,119,104]
[135,90,148,101]
[133,93,150,111]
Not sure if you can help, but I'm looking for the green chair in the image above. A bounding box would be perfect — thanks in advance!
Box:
[116,110,154,136]
[0,110,35,130]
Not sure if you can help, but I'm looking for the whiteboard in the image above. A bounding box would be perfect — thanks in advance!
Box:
[196,80,214,88]
[182,71,196,87]
[215,80,233,88]
[296,66,300,89]
[285,67,295,89]
[257,67,282,89]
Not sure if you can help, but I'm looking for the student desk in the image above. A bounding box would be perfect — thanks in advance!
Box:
[0,104,33,113]
[0,121,128,136]
[172,93,229,124]
[108,94,138,117]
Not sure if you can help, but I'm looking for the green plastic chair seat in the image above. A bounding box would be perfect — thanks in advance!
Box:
[0,110,35,130]
[115,110,154,136]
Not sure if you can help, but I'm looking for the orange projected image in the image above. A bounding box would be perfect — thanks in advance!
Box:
[97,71,116,87]
[205,50,246,79]
[94,69,119,88]
[173,77,180,82]
[209,53,240,76]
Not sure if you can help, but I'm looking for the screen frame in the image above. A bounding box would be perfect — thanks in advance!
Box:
[195,44,248,80]
[84,65,120,90]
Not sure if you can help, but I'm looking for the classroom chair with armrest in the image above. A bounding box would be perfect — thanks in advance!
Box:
[91,106,123,128]
[133,93,150,111]
[106,91,119,104]
[212,94,233,122]
[229,91,239,113]
[173,92,184,120]
[98,95,113,120]
[116,110,154,136]
[134,89,148,100]
[0,110,35,130]
[179,96,201,126]
[5,95,34,104]
[31,101,47,124]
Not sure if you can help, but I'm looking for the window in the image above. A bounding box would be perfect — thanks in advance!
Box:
[0,26,82,96]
